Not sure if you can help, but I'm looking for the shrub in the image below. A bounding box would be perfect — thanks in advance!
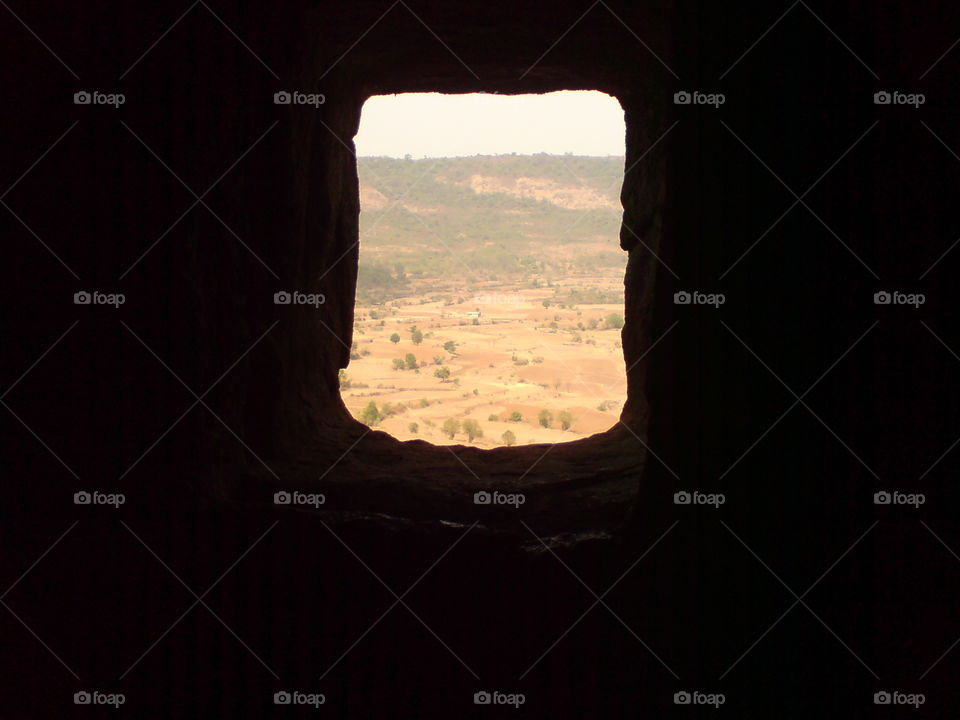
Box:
[462,419,483,441]
[442,418,460,439]
[392,358,405,371]
[404,353,418,370]
[597,400,614,412]
[558,410,573,431]
[443,340,458,354]
[411,327,423,345]
[408,422,419,433]
[488,413,499,421]
[359,401,381,426]
[419,398,430,408]
[434,366,451,381]
[501,430,516,446]
[538,409,553,428]
[605,313,624,330]
[509,411,523,423]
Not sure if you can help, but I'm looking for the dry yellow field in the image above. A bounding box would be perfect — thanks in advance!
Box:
[342,277,626,447]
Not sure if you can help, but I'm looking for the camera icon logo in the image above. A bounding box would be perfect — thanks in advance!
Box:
[474,691,491,705]
[473,491,491,505]
[873,491,891,505]
[873,291,891,305]
[74,91,91,105]
[74,291,91,305]
[874,691,891,704]
[274,91,292,105]
[274,691,291,704]
[74,691,92,704]
[74,491,92,505]
[674,691,691,704]
[674,291,691,305]
[274,491,291,505]
[274,291,291,304]
[673,91,691,105]
[674,491,691,505]
[874,91,891,105]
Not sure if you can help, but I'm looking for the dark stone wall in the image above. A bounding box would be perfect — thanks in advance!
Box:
[3,0,959,716]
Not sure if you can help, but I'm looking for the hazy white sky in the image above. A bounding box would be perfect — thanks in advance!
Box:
[355,91,624,158]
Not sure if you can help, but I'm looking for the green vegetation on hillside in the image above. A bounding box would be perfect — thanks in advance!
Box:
[355,154,626,303]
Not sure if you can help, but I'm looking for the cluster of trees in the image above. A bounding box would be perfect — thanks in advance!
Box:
[537,409,574,430]
[391,353,419,370]
[358,400,410,426]
[441,418,484,441]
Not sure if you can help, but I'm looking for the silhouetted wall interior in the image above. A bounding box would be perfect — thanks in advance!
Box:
[3,1,959,716]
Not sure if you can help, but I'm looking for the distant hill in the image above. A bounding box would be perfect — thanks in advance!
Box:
[356,154,625,303]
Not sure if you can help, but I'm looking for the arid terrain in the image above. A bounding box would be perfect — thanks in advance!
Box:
[343,154,627,446]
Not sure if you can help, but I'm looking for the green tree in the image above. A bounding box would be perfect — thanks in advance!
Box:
[389,332,400,344]
[558,410,573,431]
[404,353,418,370]
[411,327,424,345]
[392,358,405,370]
[359,401,381,426]
[509,411,523,423]
[501,430,516,446]
[538,409,553,428]
[462,419,483,441]
[434,366,451,381]
[443,340,458,354]
[442,418,460,439]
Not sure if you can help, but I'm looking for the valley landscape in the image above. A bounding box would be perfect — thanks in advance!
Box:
[343,154,628,447]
